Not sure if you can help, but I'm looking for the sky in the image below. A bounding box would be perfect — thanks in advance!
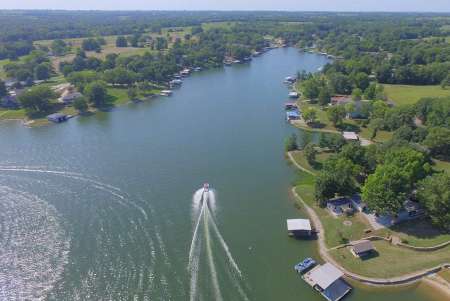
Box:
[0,0,450,12]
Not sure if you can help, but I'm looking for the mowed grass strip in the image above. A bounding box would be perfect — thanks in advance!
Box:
[383,84,450,106]
[330,241,450,278]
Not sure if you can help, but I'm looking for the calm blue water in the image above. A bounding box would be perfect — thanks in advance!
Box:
[0,48,439,300]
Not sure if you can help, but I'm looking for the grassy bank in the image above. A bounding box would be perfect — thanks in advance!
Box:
[291,150,450,279]
[330,241,450,278]
[383,84,450,106]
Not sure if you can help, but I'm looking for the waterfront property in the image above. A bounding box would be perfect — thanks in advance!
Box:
[47,113,68,123]
[331,95,352,106]
[285,102,298,110]
[342,131,359,142]
[371,200,426,228]
[286,110,300,121]
[326,198,354,217]
[286,218,312,237]
[350,240,375,258]
[303,262,352,301]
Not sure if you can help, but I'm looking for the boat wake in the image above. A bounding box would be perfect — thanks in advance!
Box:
[188,187,249,301]
[0,165,179,300]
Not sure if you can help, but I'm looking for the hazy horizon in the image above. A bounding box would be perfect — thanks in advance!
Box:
[1,0,450,13]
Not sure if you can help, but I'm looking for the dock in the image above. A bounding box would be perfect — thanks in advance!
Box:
[302,262,352,301]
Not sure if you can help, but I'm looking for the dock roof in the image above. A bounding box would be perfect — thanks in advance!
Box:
[308,263,343,289]
[286,219,311,231]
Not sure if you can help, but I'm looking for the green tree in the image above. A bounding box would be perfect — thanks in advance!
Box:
[327,105,346,126]
[18,86,54,114]
[371,100,388,119]
[127,87,138,100]
[303,108,317,124]
[73,96,88,113]
[353,72,370,91]
[303,143,317,165]
[416,173,450,230]
[85,81,108,107]
[318,88,331,106]
[34,63,51,80]
[285,133,298,152]
[352,88,362,101]
[51,39,68,56]
[441,74,450,89]
[362,164,409,215]
[0,80,6,98]
[116,36,128,47]
[423,127,450,159]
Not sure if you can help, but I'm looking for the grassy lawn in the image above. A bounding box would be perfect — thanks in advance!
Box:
[291,149,331,174]
[383,219,450,247]
[0,108,26,120]
[330,240,450,278]
[202,21,237,30]
[433,159,450,174]
[358,126,393,143]
[294,183,370,248]
[383,84,450,106]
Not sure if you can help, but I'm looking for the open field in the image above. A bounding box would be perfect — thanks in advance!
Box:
[383,84,450,106]
[330,241,450,278]
[202,21,237,30]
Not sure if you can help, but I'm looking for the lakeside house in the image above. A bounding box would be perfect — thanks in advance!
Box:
[373,200,425,227]
[59,89,83,104]
[286,110,301,121]
[303,262,352,301]
[342,131,359,142]
[331,95,352,106]
[327,197,355,217]
[350,240,375,258]
[287,218,312,237]
[47,113,68,123]
[1,89,23,108]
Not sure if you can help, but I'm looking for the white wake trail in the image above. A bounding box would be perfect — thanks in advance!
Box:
[203,195,223,301]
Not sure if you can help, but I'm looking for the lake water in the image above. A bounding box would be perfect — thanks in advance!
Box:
[0,48,442,300]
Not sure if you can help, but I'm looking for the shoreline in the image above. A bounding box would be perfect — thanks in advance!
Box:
[287,150,450,295]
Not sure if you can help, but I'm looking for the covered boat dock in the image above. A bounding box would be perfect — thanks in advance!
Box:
[303,262,352,301]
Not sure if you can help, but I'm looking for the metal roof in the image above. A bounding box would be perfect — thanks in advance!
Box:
[308,263,343,289]
[286,219,311,231]
[352,240,374,254]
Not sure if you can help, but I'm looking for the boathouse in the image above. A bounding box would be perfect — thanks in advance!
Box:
[286,110,300,121]
[303,263,352,301]
[47,113,68,123]
[287,218,312,237]
[342,131,359,141]
[351,240,375,258]
[285,102,298,110]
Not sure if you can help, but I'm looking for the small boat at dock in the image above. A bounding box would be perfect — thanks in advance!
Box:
[160,90,173,96]
[294,257,317,274]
